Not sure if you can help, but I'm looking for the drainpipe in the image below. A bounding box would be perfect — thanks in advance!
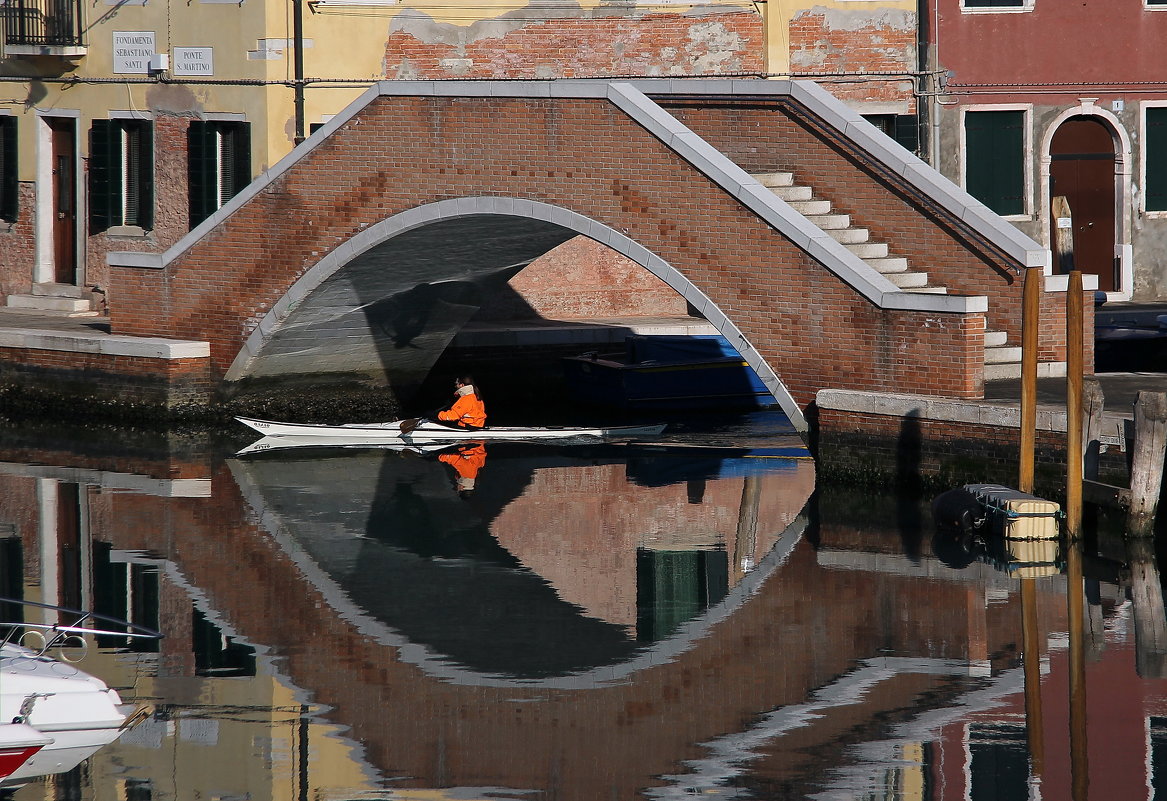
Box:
[916,0,930,164]
[293,0,305,144]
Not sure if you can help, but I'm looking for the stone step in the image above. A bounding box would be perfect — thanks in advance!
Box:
[7,294,94,313]
[31,282,88,299]
[788,199,833,215]
[866,257,910,274]
[827,227,870,245]
[885,271,929,289]
[985,346,1023,364]
[984,330,1009,348]
[847,242,889,259]
[903,286,948,294]
[754,171,794,188]
[985,362,1022,381]
[805,213,851,230]
[767,185,814,202]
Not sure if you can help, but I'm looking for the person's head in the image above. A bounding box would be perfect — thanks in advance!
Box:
[454,376,480,398]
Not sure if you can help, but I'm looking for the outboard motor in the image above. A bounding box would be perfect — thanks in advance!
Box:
[931,487,987,534]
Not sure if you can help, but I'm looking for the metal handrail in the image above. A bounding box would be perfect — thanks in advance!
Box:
[1,596,163,662]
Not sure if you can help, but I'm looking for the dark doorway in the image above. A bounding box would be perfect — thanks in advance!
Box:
[1049,116,1118,291]
[48,118,77,284]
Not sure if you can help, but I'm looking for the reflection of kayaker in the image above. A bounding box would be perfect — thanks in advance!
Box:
[439,441,487,496]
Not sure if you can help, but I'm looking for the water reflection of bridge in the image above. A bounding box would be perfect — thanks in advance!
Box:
[6,440,1166,798]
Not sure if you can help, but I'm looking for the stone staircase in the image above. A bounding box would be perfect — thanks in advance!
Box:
[753,171,1023,380]
[4,283,101,317]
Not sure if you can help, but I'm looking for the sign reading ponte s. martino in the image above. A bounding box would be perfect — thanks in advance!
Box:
[113,31,155,74]
[173,47,214,76]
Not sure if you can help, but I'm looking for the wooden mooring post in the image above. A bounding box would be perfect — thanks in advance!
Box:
[1129,391,1167,536]
[1066,269,1085,537]
[1019,267,1041,494]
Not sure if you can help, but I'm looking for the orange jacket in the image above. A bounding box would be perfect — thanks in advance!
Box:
[438,442,486,479]
[437,391,486,428]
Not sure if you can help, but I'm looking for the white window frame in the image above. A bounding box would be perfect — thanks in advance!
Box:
[959,103,1034,222]
[961,0,1035,12]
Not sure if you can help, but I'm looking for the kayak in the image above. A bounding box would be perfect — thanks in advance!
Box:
[235,416,667,442]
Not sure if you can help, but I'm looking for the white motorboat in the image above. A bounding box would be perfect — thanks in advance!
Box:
[0,723,51,782]
[0,643,131,785]
[235,416,667,443]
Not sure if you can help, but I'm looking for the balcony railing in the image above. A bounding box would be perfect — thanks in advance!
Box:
[2,0,84,51]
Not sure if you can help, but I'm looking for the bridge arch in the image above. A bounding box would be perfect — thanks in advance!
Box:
[226,196,805,428]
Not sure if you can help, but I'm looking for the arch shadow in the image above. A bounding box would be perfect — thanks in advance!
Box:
[225,197,806,431]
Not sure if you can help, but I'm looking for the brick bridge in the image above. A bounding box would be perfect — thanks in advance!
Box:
[108,79,1085,431]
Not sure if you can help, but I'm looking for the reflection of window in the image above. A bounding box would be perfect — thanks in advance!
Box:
[0,529,22,641]
[92,542,160,651]
[862,113,920,155]
[89,119,154,230]
[969,723,1030,800]
[964,109,1026,216]
[1146,108,1167,212]
[636,548,728,641]
[0,116,16,222]
[193,607,256,677]
[187,121,250,228]
[1150,717,1167,797]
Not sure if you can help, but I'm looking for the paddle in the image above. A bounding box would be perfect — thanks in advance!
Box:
[399,418,423,434]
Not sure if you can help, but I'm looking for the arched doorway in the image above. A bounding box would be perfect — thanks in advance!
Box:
[1049,116,1118,291]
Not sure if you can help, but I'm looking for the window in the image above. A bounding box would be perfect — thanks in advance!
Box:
[89,119,153,231]
[0,117,16,223]
[963,0,1030,8]
[964,109,1026,217]
[862,113,920,156]
[187,120,250,228]
[1146,107,1167,212]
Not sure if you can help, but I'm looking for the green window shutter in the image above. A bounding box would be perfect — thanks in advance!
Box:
[187,121,216,228]
[88,119,121,231]
[0,118,17,222]
[137,122,154,230]
[965,110,1025,216]
[230,123,251,200]
[1147,108,1167,212]
[894,114,920,156]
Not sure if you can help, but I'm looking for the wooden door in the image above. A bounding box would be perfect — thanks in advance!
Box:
[49,119,76,284]
[1049,117,1117,291]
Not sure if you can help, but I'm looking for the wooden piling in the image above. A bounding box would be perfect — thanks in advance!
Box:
[1066,270,1084,537]
[1129,391,1167,535]
[1020,268,1041,494]
[1128,536,1167,677]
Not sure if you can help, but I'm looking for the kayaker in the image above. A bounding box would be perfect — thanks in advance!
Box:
[435,376,487,429]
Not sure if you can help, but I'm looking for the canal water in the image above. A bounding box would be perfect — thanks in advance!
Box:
[1,409,1166,800]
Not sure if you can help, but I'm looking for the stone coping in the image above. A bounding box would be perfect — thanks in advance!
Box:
[816,388,1128,446]
[0,327,210,359]
[0,461,210,497]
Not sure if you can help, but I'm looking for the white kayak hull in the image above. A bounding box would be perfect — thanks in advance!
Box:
[236,416,666,442]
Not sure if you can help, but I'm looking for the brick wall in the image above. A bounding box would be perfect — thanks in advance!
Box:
[384,11,764,80]
[815,406,1128,491]
[788,7,916,109]
[0,184,37,299]
[0,348,213,413]
[109,94,996,409]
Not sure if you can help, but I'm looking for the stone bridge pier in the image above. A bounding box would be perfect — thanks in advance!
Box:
[106,79,1086,430]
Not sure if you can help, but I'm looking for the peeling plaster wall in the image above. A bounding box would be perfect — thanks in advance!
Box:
[384,8,764,79]
[788,5,916,111]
